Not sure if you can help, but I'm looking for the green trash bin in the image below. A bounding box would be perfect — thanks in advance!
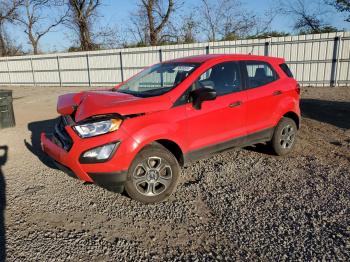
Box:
[0,90,15,129]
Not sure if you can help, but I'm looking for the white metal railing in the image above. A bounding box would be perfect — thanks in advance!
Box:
[0,32,349,87]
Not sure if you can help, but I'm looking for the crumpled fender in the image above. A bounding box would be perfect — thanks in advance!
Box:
[57,92,82,115]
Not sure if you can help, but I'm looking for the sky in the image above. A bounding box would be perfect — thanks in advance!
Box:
[7,0,350,53]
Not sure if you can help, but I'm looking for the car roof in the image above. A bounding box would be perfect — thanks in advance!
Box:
[165,54,285,64]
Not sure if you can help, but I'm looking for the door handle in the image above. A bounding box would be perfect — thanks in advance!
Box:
[229,101,242,108]
[273,90,282,96]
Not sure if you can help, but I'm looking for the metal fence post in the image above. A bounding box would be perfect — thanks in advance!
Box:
[159,49,163,62]
[264,41,269,56]
[56,56,62,87]
[205,45,210,78]
[119,52,124,82]
[159,49,163,87]
[86,54,91,87]
[330,36,340,87]
[206,45,210,54]
[30,58,36,86]
[6,58,11,86]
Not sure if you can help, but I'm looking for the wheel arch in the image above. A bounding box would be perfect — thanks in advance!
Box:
[154,139,184,166]
[129,124,186,167]
[282,111,300,129]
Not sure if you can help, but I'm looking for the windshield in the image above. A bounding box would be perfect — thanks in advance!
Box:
[115,62,200,97]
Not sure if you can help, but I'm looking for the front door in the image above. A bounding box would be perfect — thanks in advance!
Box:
[185,61,247,154]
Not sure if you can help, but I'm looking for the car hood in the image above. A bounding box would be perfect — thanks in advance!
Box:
[57,90,172,122]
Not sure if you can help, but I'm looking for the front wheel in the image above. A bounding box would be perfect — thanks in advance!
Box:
[271,117,298,156]
[124,143,180,204]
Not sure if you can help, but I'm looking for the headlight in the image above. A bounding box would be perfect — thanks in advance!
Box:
[73,118,122,138]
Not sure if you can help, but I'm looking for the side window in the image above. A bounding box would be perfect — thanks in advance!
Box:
[244,61,278,88]
[196,61,242,96]
[173,88,192,106]
[279,63,294,78]
[173,61,242,107]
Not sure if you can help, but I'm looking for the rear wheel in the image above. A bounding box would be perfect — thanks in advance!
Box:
[271,117,297,156]
[125,143,180,204]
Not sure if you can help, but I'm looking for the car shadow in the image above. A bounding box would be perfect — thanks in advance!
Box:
[244,143,275,156]
[246,98,350,155]
[25,118,59,169]
[300,99,350,129]
[0,145,8,261]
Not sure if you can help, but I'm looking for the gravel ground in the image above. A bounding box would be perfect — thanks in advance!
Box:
[0,85,349,261]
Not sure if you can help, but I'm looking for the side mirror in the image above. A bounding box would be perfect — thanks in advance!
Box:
[190,87,217,110]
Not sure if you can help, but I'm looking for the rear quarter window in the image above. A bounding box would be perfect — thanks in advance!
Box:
[243,61,279,89]
[279,63,294,78]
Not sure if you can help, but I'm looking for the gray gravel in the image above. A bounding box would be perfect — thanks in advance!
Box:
[0,86,349,261]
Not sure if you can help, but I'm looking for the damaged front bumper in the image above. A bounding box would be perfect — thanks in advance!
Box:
[40,117,136,193]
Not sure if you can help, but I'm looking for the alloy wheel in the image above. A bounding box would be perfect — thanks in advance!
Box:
[132,156,173,196]
[280,124,295,149]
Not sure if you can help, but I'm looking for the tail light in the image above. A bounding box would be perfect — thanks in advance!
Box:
[296,84,300,95]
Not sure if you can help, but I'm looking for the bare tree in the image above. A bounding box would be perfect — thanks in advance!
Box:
[199,0,257,41]
[327,0,350,22]
[67,0,101,51]
[0,27,24,56]
[200,0,223,41]
[131,0,177,46]
[0,0,23,56]
[16,0,68,54]
[129,6,150,46]
[179,14,199,44]
[280,0,338,33]
[250,7,280,37]
[94,24,126,49]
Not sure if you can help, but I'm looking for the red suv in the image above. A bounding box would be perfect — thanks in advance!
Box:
[41,54,300,203]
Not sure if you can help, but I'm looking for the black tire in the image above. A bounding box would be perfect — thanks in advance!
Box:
[271,117,298,156]
[124,143,180,204]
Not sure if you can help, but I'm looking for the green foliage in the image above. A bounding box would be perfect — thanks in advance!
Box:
[67,46,81,52]
[68,43,101,52]
[222,32,239,41]
[122,42,148,48]
[298,25,339,34]
[246,31,291,39]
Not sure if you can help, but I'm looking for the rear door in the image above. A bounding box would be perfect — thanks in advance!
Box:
[241,60,281,135]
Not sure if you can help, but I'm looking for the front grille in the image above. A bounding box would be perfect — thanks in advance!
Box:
[53,117,73,151]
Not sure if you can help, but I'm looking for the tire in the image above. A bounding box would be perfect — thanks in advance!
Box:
[124,143,180,204]
[271,117,298,156]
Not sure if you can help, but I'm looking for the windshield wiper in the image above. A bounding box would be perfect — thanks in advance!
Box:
[136,86,173,97]
[116,90,144,97]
